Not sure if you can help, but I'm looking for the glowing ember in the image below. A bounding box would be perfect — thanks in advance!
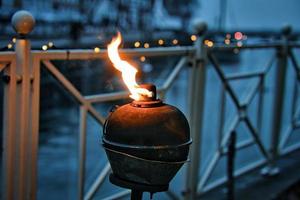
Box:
[107,32,153,100]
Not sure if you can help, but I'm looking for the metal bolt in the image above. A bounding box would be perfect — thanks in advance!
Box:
[11,10,35,36]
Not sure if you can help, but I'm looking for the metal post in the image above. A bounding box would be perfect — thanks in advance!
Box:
[78,106,87,200]
[185,21,207,200]
[2,11,37,200]
[227,131,236,200]
[262,26,290,176]
[2,53,17,200]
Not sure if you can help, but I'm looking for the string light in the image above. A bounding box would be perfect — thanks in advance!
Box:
[134,41,141,48]
[234,32,243,40]
[204,40,214,47]
[140,56,146,62]
[7,43,13,49]
[158,39,164,45]
[42,45,48,51]
[48,42,54,47]
[172,39,178,45]
[190,35,197,41]
[144,43,149,48]
[94,47,100,53]
[207,41,214,47]
[12,37,17,43]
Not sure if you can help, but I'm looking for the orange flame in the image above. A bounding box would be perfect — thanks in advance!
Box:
[107,32,153,100]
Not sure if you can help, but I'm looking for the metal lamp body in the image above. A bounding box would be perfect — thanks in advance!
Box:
[103,100,191,186]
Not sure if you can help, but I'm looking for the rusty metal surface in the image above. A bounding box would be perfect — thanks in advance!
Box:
[103,102,191,162]
[105,148,185,186]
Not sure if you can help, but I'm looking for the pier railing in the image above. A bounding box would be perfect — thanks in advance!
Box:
[1,12,300,200]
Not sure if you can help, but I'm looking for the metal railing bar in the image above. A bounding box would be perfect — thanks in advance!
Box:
[288,49,300,80]
[84,163,111,200]
[32,46,195,60]
[257,75,265,133]
[221,139,254,155]
[291,80,299,124]
[279,125,293,150]
[197,151,221,192]
[2,58,17,200]
[264,53,277,75]
[200,159,266,194]
[208,53,241,108]
[0,52,15,62]
[78,106,87,200]
[209,41,300,51]
[85,91,130,103]
[101,190,131,200]
[119,46,195,57]
[28,57,41,199]
[244,117,269,159]
[226,71,264,81]
[280,141,300,156]
[42,60,106,125]
[185,37,206,200]
[208,43,282,51]
[221,116,240,148]
[162,57,187,90]
[0,62,9,72]
[217,86,226,150]
[242,79,261,107]
[293,107,300,125]
[17,39,32,199]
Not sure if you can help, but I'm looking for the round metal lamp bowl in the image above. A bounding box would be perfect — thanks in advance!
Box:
[102,84,191,188]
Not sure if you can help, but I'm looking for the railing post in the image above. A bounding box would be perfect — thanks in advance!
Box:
[262,26,291,176]
[2,10,37,200]
[184,21,207,200]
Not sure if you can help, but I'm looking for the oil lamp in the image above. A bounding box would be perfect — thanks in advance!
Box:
[103,32,191,199]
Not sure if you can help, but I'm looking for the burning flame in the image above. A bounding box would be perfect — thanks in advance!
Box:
[107,32,153,100]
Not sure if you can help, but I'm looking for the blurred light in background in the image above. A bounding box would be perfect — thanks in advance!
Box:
[234,32,243,40]
[134,41,141,48]
[158,39,164,45]
[48,42,54,48]
[190,35,197,41]
[140,56,146,62]
[7,43,13,49]
[172,39,178,45]
[94,47,100,53]
[204,39,214,47]
[42,45,48,51]
[144,43,149,48]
